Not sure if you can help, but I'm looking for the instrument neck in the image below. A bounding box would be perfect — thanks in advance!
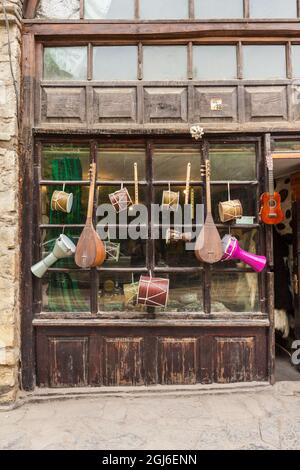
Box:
[87,167,96,221]
[134,163,139,205]
[268,168,275,197]
[185,163,191,205]
[206,167,212,214]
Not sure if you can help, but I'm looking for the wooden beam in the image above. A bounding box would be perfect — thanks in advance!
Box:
[23,0,39,19]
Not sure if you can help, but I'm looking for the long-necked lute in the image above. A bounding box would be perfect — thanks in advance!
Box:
[195,159,223,264]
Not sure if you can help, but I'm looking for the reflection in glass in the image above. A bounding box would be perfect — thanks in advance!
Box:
[193,46,237,80]
[153,146,201,181]
[195,0,243,19]
[36,0,80,19]
[250,0,297,19]
[210,144,256,181]
[85,0,134,19]
[44,47,87,80]
[98,146,146,181]
[42,272,90,312]
[155,273,203,313]
[102,238,146,267]
[155,237,198,267]
[93,46,138,80]
[243,45,286,80]
[211,273,259,312]
[273,140,300,152]
[140,0,188,19]
[98,272,142,312]
[143,46,188,81]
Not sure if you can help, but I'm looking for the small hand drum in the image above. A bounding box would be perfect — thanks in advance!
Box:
[51,190,73,214]
[137,275,169,308]
[162,189,180,211]
[109,187,133,213]
[219,199,243,223]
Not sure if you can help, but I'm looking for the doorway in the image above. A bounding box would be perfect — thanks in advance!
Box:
[272,146,300,381]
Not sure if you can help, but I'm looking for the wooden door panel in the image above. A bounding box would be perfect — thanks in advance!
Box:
[49,337,89,387]
[158,338,197,385]
[102,337,145,386]
[36,328,268,387]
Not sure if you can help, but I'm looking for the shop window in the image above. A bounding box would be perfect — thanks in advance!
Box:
[139,0,189,20]
[44,47,88,80]
[143,46,188,81]
[93,46,138,81]
[36,0,80,19]
[193,45,237,80]
[249,0,297,19]
[292,46,300,78]
[194,0,244,19]
[36,140,261,316]
[243,45,287,80]
[85,0,134,19]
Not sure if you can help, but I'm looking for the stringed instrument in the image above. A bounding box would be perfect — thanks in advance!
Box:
[195,157,223,264]
[75,163,106,268]
[260,147,284,225]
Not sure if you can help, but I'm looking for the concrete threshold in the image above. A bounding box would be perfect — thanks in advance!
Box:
[2,381,272,410]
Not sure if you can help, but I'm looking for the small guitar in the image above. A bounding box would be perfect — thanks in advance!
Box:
[260,148,284,225]
[195,157,223,264]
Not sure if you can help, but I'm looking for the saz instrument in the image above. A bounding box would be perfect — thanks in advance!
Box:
[260,147,284,225]
[75,163,106,268]
[195,159,223,264]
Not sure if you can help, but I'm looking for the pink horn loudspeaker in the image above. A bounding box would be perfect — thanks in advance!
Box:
[221,235,267,273]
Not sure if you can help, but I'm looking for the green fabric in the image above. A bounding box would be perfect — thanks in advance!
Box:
[48,272,90,312]
[47,157,87,312]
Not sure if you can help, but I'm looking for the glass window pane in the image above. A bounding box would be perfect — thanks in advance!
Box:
[98,146,146,181]
[250,0,297,19]
[102,239,146,268]
[210,144,256,181]
[140,0,188,19]
[155,273,203,313]
[42,272,90,312]
[153,145,201,181]
[193,46,237,80]
[143,46,187,81]
[44,47,87,80]
[195,0,243,19]
[93,46,137,80]
[42,144,90,180]
[85,0,134,19]
[273,140,300,152]
[41,228,82,269]
[243,45,286,80]
[211,273,259,312]
[211,185,257,222]
[292,46,300,78]
[36,0,80,19]
[98,273,143,312]
[41,185,88,226]
[155,231,199,268]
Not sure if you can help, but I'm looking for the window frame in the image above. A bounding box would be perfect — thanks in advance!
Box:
[34,135,264,318]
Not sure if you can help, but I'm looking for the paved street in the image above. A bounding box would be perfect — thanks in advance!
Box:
[0,382,300,450]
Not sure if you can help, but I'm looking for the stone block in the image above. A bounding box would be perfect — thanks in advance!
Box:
[0,366,16,388]
[0,325,15,348]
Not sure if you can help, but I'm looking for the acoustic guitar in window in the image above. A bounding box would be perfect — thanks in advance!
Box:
[260,150,284,225]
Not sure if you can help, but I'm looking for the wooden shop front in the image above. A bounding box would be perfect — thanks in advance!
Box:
[20,0,300,390]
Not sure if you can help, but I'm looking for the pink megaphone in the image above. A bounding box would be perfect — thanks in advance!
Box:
[221,235,267,273]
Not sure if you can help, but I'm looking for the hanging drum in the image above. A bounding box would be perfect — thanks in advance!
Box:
[218,199,243,223]
[137,275,169,308]
[51,190,73,214]
[109,187,133,213]
[161,186,180,211]
[124,282,139,306]
[104,241,120,262]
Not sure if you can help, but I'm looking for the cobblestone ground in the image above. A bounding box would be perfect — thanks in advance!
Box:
[0,382,300,450]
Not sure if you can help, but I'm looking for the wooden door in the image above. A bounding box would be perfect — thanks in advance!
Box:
[292,201,300,341]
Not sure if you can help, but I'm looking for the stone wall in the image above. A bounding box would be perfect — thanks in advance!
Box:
[0,0,22,404]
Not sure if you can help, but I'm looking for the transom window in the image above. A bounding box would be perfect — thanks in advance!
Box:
[35,139,261,316]
[35,0,299,20]
[43,43,296,81]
